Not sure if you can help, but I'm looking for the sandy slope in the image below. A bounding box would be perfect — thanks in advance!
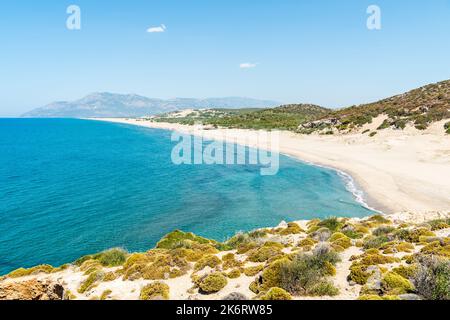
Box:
[91,118,450,215]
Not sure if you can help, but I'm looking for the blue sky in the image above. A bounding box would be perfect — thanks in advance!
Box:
[0,0,449,116]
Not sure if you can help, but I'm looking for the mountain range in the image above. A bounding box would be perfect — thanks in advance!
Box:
[21,93,280,118]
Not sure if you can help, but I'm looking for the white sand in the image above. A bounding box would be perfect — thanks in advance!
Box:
[90,117,450,215]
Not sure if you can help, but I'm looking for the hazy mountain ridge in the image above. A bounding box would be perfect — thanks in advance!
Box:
[21,93,280,118]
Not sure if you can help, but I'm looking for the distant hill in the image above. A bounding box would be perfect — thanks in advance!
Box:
[300,80,450,133]
[21,93,280,118]
[154,104,330,131]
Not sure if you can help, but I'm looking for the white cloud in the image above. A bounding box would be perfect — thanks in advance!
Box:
[239,63,257,69]
[147,24,166,33]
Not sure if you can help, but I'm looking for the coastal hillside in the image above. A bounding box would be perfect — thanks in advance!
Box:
[1,214,449,300]
[151,80,450,134]
[21,93,280,118]
[153,104,330,131]
[299,80,450,134]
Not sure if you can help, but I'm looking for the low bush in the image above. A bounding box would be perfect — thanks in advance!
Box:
[318,217,342,232]
[260,287,292,300]
[156,230,213,250]
[8,264,55,278]
[428,219,450,231]
[392,265,417,279]
[381,271,415,295]
[360,253,399,266]
[278,245,340,296]
[368,215,391,225]
[243,265,264,277]
[348,265,371,285]
[246,245,283,263]
[278,222,304,235]
[412,256,450,300]
[100,289,112,300]
[94,248,128,267]
[420,241,450,258]
[198,273,228,294]
[226,269,241,279]
[396,228,436,243]
[75,248,128,267]
[363,235,390,249]
[194,255,221,271]
[78,270,105,293]
[140,282,170,300]
[373,226,396,236]
[309,281,339,296]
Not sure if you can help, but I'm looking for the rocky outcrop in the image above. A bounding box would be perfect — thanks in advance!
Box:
[0,279,65,300]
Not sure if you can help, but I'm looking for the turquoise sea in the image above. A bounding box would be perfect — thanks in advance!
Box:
[0,119,373,275]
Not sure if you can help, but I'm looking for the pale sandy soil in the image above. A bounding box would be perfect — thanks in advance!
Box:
[91,117,450,216]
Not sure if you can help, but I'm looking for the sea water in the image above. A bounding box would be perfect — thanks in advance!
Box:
[0,119,373,274]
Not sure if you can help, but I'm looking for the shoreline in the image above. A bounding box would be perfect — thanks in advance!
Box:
[89,117,450,217]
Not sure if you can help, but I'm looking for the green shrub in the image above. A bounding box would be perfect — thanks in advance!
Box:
[75,248,128,267]
[343,229,364,239]
[363,236,390,249]
[255,258,290,293]
[78,270,105,293]
[381,272,414,294]
[93,248,128,267]
[226,269,241,279]
[428,219,450,231]
[373,226,396,236]
[368,215,391,224]
[412,256,450,300]
[318,217,342,232]
[395,242,415,253]
[222,253,242,270]
[225,230,267,249]
[358,294,399,300]
[247,245,283,263]
[396,228,436,243]
[260,287,292,300]
[198,273,228,294]
[298,238,316,247]
[309,281,339,296]
[377,120,391,130]
[392,265,417,279]
[360,253,399,266]
[100,289,112,300]
[279,245,340,296]
[243,265,264,277]
[348,265,371,285]
[140,282,170,300]
[8,264,55,278]
[103,271,120,282]
[194,255,221,271]
[122,250,190,280]
[278,222,304,235]
[156,230,213,250]
[329,232,346,242]
[420,241,450,257]
[330,234,352,249]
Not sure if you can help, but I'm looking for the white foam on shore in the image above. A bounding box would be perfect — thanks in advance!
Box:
[283,154,382,214]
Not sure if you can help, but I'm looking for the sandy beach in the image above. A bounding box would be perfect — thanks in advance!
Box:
[92,117,450,216]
